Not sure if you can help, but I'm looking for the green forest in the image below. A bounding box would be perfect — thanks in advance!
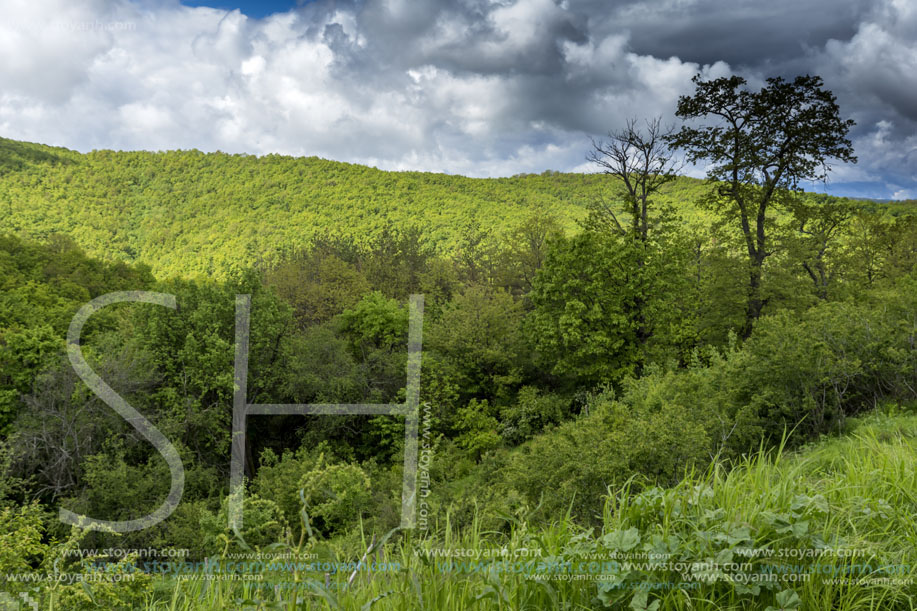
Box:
[1,76,916,610]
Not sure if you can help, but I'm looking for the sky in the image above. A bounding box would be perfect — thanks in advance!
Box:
[0,0,914,199]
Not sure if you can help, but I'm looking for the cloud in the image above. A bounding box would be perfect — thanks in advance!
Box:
[610,0,871,69]
[809,0,917,197]
[0,0,913,197]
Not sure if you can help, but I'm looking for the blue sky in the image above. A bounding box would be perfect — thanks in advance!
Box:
[180,1,304,19]
[1,0,914,199]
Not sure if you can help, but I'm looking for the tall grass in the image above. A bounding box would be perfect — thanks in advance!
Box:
[142,413,917,610]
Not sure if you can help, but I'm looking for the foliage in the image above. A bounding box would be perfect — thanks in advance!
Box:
[298,453,373,536]
[505,376,715,522]
[498,386,569,445]
[527,228,694,383]
[0,233,154,432]
[264,249,370,329]
[527,230,642,383]
[716,290,917,450]
[3,126,917,609]
[668,74,857,337]
[5,136,899,283]
[425,285,527,405]
[0,501,47,576]
[253,444,325,533]
[200,493,289,555]
[454,398,502,461]
[115,413,917,610]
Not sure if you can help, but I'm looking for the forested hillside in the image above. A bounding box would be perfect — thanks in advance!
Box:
[1,137,901,279]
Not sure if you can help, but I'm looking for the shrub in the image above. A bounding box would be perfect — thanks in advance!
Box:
[506,377,714,522]
[425,286,527,404]
[499,386,570,445]
[298,454,372,536]
[0,501,47,577]
[200,493,289,555]
[454,398,502,461]
[718,293,917,450]
[253,444,327,535]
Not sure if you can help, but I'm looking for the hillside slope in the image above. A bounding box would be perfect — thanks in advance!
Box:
[0,137,898,279]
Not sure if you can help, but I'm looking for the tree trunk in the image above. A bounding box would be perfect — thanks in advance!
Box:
[741,256,765,339]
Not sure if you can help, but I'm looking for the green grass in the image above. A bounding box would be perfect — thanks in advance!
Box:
[129,412,917,610]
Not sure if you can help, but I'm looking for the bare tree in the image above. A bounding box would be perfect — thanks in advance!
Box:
[584,118,682,372]
[587,117,682,245]
[10,348,160,502]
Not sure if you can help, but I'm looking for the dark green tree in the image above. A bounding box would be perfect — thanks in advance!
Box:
[264,249,369,329]
[426,285,527,405]
[526,231,642,385]
[789,195,851,300]
[667,74,856,338]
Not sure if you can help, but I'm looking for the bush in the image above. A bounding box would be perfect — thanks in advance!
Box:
[506,377,714,522]
[0,501,47,577]
[425,286,527,405]
[253,444,326,536]
[298,454,372,537]
[455,398,502,460]
[718,292,917,451]
[499,386,570,445]
[200,494,289,555]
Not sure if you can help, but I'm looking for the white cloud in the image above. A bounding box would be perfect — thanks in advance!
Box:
[0,0,912,196]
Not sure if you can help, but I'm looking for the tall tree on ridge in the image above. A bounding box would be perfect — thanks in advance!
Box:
[667,74,856,338]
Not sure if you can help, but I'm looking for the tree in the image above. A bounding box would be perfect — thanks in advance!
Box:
[789,195,851,301]
[426,285,527,405]
[586,117,681,244]
[502,214,564,296]
[667,74,856,338]
[337,291,409,402]
[527,231,642,384]
[586,118,682,356]
[264,249,369,330]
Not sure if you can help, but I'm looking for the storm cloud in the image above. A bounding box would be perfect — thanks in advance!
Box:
[0,0,913,198]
